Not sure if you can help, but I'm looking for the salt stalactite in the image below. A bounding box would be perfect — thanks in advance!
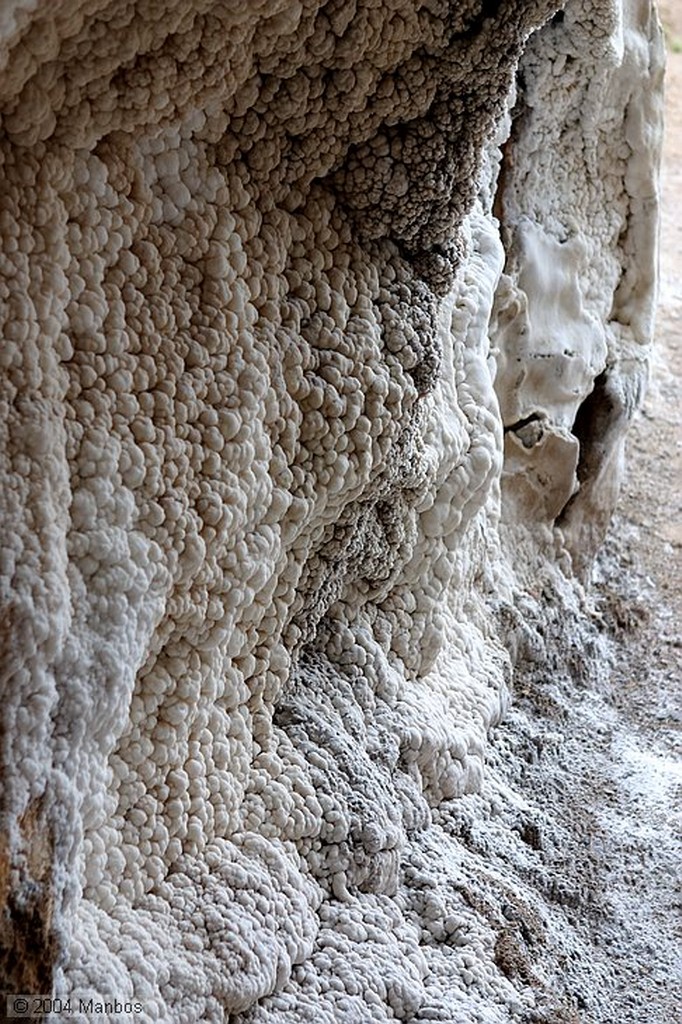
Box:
[0,1,663,1021]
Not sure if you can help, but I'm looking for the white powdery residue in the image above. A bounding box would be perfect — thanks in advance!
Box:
[611,733,682,825]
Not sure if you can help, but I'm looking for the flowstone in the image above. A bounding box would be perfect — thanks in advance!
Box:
[0,1,663,1020]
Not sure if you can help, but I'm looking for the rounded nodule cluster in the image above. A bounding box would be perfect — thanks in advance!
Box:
[0,0,661,1020]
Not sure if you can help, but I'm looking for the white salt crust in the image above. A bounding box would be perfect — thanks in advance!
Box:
[0,1,662,1021]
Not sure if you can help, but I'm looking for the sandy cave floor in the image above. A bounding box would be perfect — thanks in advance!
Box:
[594,1,682,1010]
[497,3,682,1018]
[591,3,682,1015]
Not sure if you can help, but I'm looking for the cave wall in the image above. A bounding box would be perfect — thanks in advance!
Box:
[494,0,664,573]
[0,1,663,1021]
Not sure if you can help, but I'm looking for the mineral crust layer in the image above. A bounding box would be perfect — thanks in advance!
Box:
[0,1,664,1021]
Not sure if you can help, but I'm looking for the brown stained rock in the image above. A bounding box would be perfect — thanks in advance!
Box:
[1,795,57,1003]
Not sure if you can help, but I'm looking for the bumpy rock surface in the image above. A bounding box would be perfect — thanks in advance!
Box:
[0,1,663,1021]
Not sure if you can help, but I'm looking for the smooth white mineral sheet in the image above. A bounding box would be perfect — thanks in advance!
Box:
[493,0,664,570]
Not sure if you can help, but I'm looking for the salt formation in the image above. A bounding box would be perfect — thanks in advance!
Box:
[494,1,664,573]
[0,1,663,1022]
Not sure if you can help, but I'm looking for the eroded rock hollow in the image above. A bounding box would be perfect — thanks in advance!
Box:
[0,1,663,1021]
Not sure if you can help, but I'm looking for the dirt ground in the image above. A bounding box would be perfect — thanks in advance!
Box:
[591,1,682,1011]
